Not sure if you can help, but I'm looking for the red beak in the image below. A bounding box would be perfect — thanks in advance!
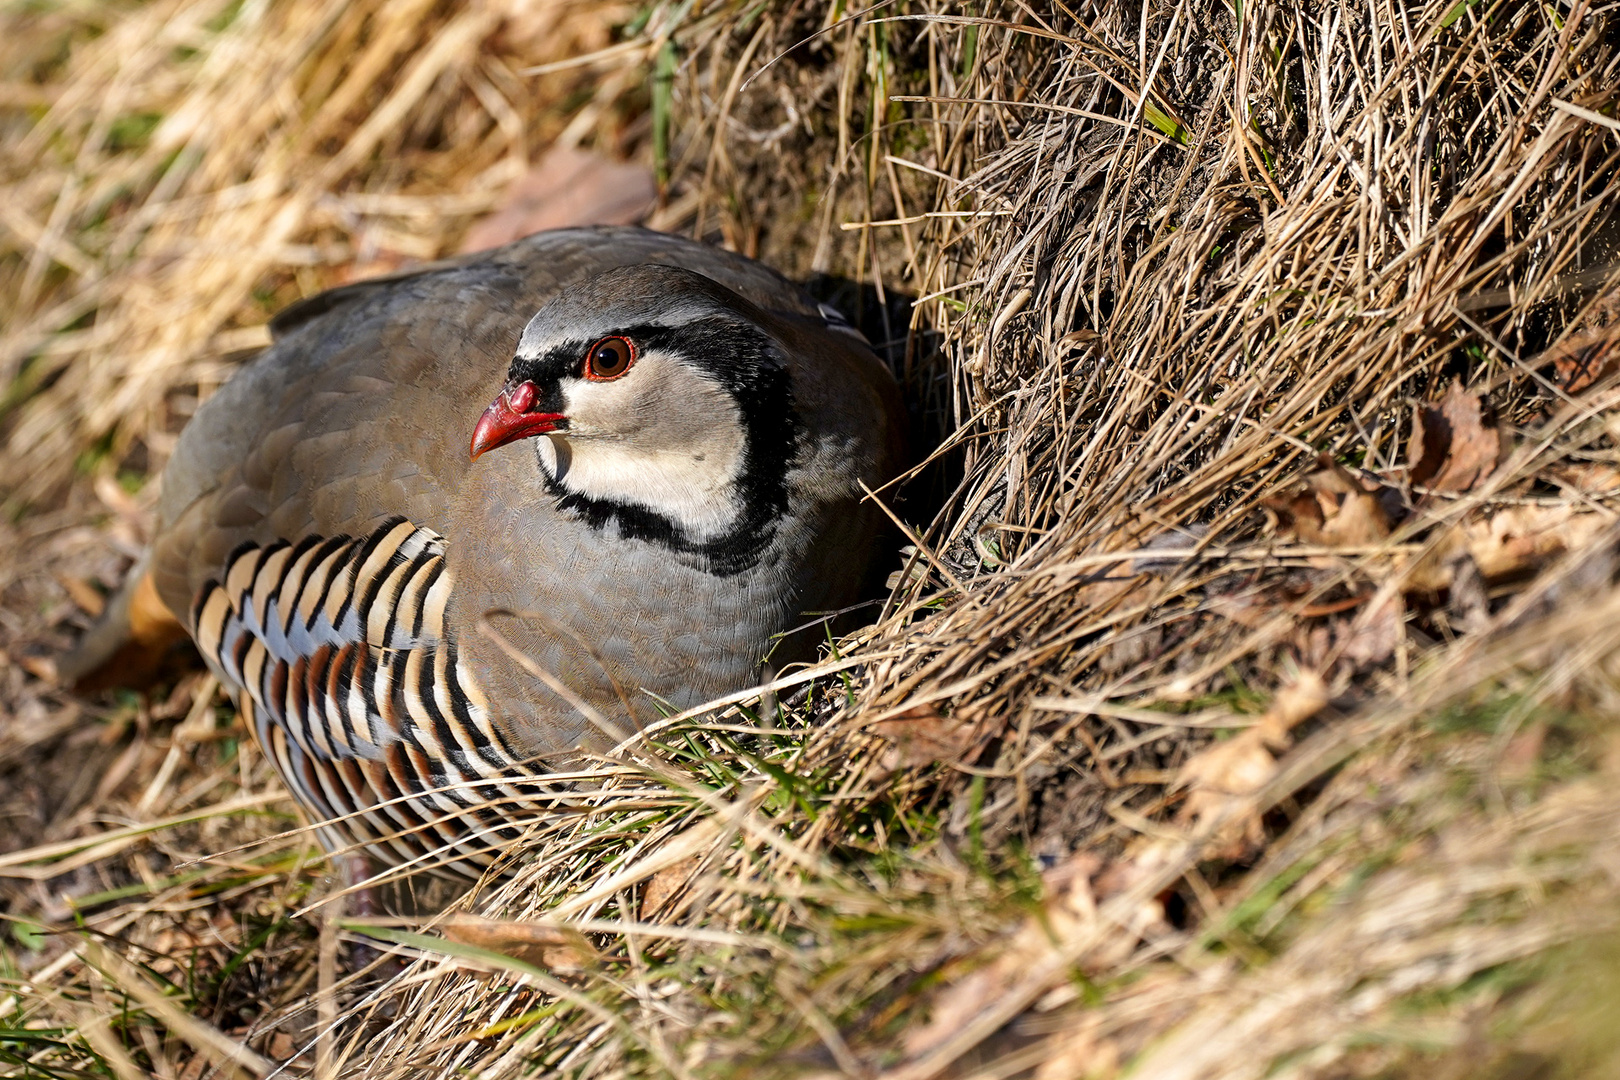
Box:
[470,380,566,460]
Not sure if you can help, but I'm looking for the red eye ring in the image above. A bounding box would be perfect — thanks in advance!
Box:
[583,336,636,381]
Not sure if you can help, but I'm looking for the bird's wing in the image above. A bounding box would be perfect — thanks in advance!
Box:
[189,515,548,874]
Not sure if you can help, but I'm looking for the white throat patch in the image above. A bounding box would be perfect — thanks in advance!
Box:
[535,436,746,539]
[533,351,749,541]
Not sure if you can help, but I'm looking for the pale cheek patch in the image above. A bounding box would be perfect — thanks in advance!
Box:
[538,351,750,541]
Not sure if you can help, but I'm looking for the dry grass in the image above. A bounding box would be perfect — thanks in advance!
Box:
[4,0,1620,1077]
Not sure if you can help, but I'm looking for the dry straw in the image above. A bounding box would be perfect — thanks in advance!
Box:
[3,0,1620,1078]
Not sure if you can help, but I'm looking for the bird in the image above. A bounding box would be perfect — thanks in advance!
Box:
[65,226,905,879]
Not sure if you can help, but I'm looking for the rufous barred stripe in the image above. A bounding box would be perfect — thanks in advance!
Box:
[190,517,555,878]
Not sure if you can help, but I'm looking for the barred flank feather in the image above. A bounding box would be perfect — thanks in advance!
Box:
[192,517,546,878]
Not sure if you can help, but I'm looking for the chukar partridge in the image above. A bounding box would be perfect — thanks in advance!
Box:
[122,226,904,877]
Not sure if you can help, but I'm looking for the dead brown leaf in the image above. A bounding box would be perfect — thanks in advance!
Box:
[1396,488,1611,604]
[870,703,999,770]
[1544,461,1620,496]
[14,654,57,682]
[1335,591,1404,670]
[1500,720,1548,781]
[1209,589,1270,629]
[1397,527,1469,594]
[1409,379,1504,494]
[1032,1016,1120,1080]
[902,963,1006,1059]
[1548,323,1620,394]
[1445,552,1492,634]
[1069,844,1175,965]
[54,575,103,618]
[639,855,700,920]
[492,0,632,55]
[900,853,1118,1061]
[1462,504,1613,579]
[265,1032,295,1061]
[1174,674,1329,859]
[1266,458,1391,547]
[459,146,655,253]
[440,914,598,973]
[1174,738,1278,857]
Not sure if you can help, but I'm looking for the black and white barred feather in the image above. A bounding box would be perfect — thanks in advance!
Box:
[190,517,549,878]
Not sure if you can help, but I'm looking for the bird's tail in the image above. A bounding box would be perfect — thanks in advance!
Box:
[56,552,189,690]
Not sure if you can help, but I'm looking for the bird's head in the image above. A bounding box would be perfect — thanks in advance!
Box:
[470,264,798,558]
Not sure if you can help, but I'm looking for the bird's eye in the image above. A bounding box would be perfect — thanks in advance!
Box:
[584,337,635,380]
